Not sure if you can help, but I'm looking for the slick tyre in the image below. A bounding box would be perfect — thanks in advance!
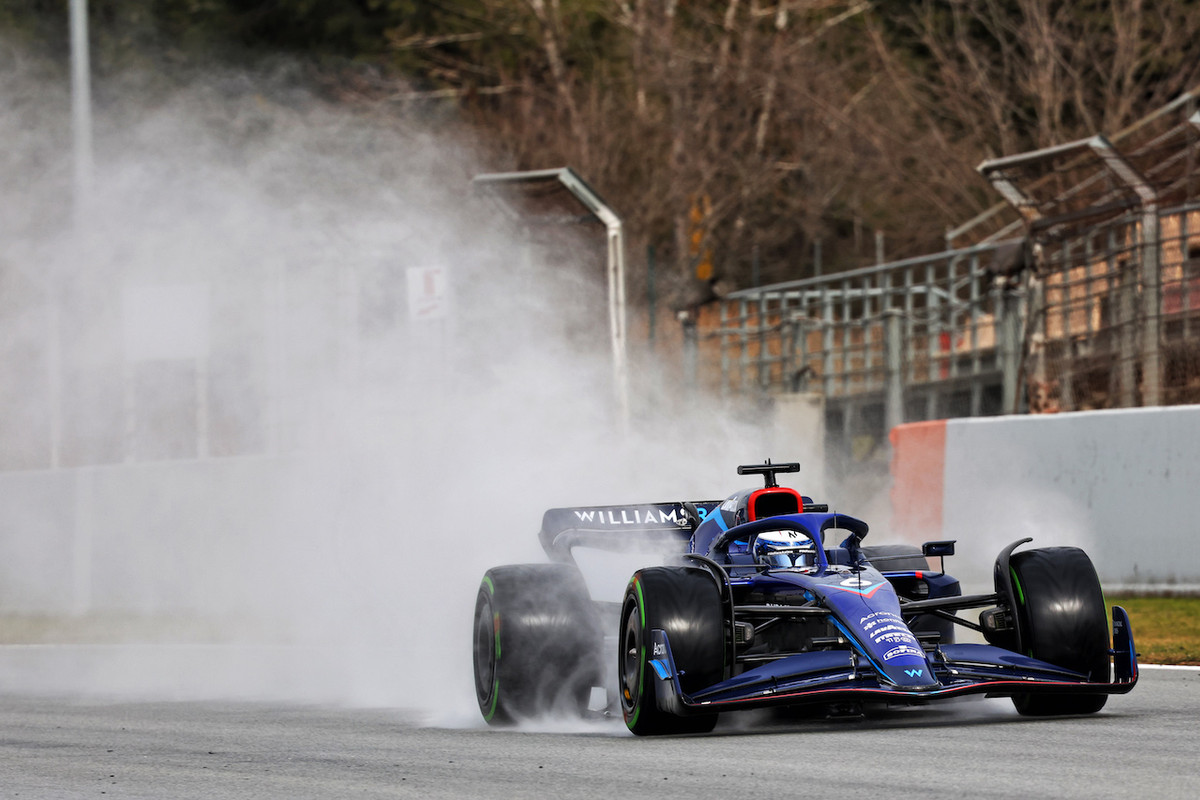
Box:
[619,567,724,736]
[1008,547,1110,716]
[473,564,602,725]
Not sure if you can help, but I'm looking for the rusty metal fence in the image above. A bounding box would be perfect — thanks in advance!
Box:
[696,201,1200,433]
[1032,204,1200,412]
[692,87,1200,460]
[700,241,1022,420]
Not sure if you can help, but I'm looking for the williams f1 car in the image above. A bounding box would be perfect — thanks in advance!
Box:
[472,461,1138,734]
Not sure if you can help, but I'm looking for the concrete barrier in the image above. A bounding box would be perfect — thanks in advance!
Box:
[891,406,1200,590]
[0,458,308,616]
[3,402,1194,621]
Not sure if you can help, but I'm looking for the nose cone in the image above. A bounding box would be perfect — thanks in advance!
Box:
[817,575,940,690]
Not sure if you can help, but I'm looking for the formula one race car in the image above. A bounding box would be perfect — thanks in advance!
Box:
[471,461,1138,735]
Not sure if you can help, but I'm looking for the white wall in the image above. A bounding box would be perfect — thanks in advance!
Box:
[940,406,1200,589]
[0,459,312,617]
[3,402,1194,621]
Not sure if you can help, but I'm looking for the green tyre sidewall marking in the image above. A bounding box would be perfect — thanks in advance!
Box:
[626,577,647,730]
[1010,567,1026,605]
[480,577,500,723]
[633,578,646,727]
[482,592,496,724]
[485,608,499,721]
[486,677,499,722]
[1010,567,1030,654]
[635,577,646,627]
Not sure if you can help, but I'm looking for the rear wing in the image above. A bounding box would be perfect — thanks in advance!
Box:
[539,501,722,561]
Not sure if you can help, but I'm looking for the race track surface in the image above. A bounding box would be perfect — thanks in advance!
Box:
[2,667,1196,799]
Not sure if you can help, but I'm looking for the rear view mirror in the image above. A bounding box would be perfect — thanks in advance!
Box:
[922,540,956,558]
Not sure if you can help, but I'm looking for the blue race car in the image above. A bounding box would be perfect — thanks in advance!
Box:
[471,461,1138,734]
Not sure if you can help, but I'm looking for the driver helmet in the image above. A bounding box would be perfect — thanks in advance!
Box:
[754,529,816,568]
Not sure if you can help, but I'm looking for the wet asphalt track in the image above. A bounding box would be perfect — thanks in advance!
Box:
[2,666,1197,799]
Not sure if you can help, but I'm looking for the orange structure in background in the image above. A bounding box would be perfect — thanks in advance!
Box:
[889,420,947,544]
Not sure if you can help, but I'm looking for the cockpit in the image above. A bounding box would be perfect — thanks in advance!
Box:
[752,528,820,571]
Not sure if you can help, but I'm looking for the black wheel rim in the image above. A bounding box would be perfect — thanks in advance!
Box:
[474,594,497,705]
[620,601,642,714]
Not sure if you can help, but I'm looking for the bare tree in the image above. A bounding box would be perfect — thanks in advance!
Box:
[870,0,1200,159]
[372,0,1200,299]
[525,0,592,167]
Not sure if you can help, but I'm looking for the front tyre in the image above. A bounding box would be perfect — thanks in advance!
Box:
[1008,547,1110,716]
[619,567,724,736]
[473,564,602,725]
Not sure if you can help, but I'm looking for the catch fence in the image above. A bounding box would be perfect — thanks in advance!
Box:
[694,201,1200,455]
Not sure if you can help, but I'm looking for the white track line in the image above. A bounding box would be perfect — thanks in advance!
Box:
[1139,663,1200,671]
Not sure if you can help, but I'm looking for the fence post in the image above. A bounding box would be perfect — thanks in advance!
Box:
[790,313,808,392]
[884,310,904,434]
[682,311,699,391]
[999,287,1024,413]
[821,286,834,398]
[1117,258,1138,407]
[1028,273,1048,412]
[758,293,770,390]
[1140,208,1162,405]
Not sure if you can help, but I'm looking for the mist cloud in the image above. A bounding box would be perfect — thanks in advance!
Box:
[0,44,782,720]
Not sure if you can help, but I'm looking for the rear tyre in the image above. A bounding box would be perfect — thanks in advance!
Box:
[1008,547,1110,716]
[619,567,724,736]
[473,564,602,725]
[865,544,957,644]
[861,544,929,571]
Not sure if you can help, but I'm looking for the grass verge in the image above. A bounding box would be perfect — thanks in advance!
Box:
[2,598,1197,665]
[1107,594,1200,665]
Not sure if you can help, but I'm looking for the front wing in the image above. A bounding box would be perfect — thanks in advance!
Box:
[645,606,1138,715]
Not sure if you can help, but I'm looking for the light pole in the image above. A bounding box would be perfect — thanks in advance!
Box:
[66,0,94,615]
[69,0,93,216]
[473,168,631,430]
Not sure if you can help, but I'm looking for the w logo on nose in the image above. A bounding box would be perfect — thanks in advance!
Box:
[904,668,924,678]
